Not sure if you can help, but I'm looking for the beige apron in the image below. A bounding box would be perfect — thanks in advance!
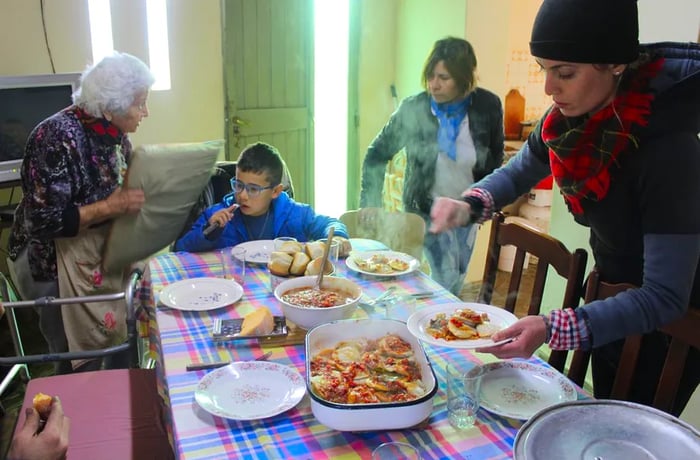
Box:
[55,224,127,370]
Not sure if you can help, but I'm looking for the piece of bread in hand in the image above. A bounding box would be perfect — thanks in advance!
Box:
[268,251,293,276]
[335,237,353,258]
[279,240,304,254]
[240,307,275,336]
[305,241,325,260]
[304,257,334,276]
[32,393,53,419]
[289,252,311,276]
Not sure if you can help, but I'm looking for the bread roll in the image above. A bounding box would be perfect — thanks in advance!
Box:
[33,392,53,419]
[305,241,325,259]
[279,240,304,254]
[289,252,311,276]
[268,251,293,276]
[304,257,334,276]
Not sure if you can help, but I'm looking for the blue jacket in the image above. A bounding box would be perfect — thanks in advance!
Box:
[174,192,348,252]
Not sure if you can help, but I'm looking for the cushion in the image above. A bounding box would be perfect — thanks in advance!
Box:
[102,140,222,273]
[15,369,173,460]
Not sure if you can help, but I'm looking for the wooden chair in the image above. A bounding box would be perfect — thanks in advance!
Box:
[583,268,700,413]
[339,208,426,261]
[478,212,588,383]
[566,269,637,387]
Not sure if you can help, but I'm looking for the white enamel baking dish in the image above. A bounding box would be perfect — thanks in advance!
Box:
[305,318,437,431]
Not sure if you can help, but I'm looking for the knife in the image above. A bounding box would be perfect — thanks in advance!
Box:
[186,350,272,371]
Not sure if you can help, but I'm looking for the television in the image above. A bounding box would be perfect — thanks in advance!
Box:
[0,73,81,185]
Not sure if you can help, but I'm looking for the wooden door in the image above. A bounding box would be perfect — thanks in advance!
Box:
[221,0,314,203]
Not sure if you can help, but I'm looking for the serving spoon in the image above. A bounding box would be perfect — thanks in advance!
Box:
[314,226,334,290]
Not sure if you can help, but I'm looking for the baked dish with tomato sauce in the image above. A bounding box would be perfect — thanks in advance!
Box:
[426,308,501,341]
[309,334,427,404]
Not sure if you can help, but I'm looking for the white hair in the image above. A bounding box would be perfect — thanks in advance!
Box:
[73,51,155,118]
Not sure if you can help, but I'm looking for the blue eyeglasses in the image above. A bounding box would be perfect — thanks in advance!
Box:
[230,179,277,197]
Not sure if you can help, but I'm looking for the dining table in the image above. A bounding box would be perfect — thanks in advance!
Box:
[139,239,589,459]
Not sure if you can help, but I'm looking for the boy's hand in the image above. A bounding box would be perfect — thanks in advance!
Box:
[207,204,239,231]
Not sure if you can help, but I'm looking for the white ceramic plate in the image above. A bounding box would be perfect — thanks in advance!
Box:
[345,250,420,277]
[159,277,243,311]
[234,239,274,264]
[195,361,306,420]
[479,361,577,420]
[347,238,389,252]
[406,303,518,349]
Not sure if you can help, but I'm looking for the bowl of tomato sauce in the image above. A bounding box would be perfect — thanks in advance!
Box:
[274,276,362,330]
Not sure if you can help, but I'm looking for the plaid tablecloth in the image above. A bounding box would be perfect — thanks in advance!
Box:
[141,244,588,459]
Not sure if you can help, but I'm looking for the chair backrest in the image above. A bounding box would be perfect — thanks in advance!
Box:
[584,268,700,413]
[564,269,638,389]
[478,212,588,381]
[339,208,426,260]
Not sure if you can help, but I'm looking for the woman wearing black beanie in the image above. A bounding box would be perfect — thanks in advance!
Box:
[431,0,700,415]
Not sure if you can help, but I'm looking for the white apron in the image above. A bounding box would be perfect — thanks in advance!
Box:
[55,224,127,370]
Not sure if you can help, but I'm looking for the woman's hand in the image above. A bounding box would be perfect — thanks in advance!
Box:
[475,315,547,359]
[105,187,145,216]
[8,397,70,460]
[429,197,472,233]
[208,204,238,230]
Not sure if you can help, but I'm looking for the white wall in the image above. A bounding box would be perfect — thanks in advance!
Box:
[394,0,468,99]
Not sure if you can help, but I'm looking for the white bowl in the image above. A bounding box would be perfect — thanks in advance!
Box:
[273,275,361,330]
[305,319,437,431]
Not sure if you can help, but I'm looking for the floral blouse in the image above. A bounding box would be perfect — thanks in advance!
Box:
[8,106,131,282]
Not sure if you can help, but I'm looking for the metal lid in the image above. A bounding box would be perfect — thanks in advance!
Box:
[513,399,700,460]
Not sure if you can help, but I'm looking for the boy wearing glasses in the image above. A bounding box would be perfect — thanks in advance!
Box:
[174,142,347,252]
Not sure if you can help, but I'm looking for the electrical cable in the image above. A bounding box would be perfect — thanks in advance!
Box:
[39,0,57,73]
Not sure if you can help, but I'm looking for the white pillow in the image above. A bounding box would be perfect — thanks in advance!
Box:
[102,140,222,273]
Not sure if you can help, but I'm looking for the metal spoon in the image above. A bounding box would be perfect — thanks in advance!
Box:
[314,227,334,290]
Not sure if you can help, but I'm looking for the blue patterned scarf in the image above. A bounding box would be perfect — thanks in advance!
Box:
[430,95,471,161]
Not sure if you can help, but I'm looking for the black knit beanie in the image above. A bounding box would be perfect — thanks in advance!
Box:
[530,0,639,64]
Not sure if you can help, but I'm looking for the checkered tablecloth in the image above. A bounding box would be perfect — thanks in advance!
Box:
[140,244,588,459]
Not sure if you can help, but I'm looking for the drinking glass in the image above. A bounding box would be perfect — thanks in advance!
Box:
[372,442,421,460]
[318,238,340,262]
[274,236,298,251]
[222,247,246,285]
[446,362,484,430]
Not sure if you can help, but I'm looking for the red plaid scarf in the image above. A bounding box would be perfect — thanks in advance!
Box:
[542,58,664,214]
[73,106,123,145]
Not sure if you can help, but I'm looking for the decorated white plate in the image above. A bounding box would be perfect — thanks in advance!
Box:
[159,277,243,311]
[234,239,274,264]
[479,361,577,420]
[195,361,306,420]
[406,303,518,349]
[346,250,420,277]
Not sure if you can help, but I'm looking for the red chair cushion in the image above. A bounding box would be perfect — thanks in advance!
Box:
[14,369,173,460]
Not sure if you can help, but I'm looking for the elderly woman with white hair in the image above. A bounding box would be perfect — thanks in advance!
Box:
[8,52,155,373]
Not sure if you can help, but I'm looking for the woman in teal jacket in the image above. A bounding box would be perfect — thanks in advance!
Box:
[360,37,504,295]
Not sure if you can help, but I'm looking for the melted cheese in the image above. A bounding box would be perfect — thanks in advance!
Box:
[240,307,275,336]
